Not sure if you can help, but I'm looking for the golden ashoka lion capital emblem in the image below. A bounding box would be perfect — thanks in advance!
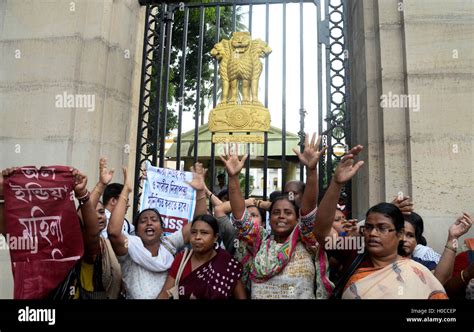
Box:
[208,31,272,142]
[229,109,250,128]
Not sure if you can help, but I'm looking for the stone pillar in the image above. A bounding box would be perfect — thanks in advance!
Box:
[0,0,144,181]
[346,0,386,219]
[0,0,145,298]
[347,0,474,252]
[402,0,474,251]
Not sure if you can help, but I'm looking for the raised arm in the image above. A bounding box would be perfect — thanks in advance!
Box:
[107,167,131,256]
[214,198,256,252]
[220,145,248,220]
[205,185,223,207]
[214,198,256,218]
[314,145,364,244]
[188,162,208,218]
[292,133,326,215]
[181,162,209,244]
[434,213,472,284]
[90,157,114,208]
[391,195,414,216]
[72,169,101,259]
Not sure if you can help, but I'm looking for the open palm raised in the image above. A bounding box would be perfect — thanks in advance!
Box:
[449,212,472,240]
[188,162,208,191]
[219,144,248,177]
[334,145,365,185]
[292,132,327,170]
[99,157,115,185]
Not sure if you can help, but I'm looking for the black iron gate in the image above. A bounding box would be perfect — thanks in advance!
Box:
[133,0,351,218]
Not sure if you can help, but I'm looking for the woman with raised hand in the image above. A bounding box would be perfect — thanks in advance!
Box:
[316,147,448,299]
[67,169,122,299]
[107,167,193,299]
[223,133,333,299]
[401,212,472,284]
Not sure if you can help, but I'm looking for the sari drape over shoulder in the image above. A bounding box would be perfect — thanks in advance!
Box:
[173,248,242,299]
[342,258,448,299]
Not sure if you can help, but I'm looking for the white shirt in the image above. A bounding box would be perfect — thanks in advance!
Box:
[101,209,135,239]
[213,185,227,195]
[413,244,441,264]
[117,230,184,299]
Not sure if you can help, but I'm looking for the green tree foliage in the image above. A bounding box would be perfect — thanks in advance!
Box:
[147,2,245,149]
[170,3,245,121]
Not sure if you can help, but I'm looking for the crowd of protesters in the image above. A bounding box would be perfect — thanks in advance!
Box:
[0,132,473,300]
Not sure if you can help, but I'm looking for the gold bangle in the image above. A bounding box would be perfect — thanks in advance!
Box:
[444,245,456,254]
[461,270,468,284]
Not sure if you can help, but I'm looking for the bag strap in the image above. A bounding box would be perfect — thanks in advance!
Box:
[160,240,174,256]
[175,249,193,287]
[331,252,366,300]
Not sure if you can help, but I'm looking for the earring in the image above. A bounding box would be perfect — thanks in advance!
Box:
[214,241,220,250]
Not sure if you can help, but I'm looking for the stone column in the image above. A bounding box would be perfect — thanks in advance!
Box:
[0,0,145,298]
[402,0,474,250]
[347,0,474,252]
[346,0,386,219]
[0,0,144,181]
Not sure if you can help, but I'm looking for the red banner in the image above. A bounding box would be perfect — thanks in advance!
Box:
[4,166,84,299]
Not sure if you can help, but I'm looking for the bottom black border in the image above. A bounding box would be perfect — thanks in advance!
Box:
[0,300,472,330]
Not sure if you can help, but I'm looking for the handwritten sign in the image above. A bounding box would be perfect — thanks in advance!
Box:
[140,163,196,234]
[4,166,84,299]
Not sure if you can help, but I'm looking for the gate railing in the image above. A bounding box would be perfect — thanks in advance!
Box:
[133,0,350,219]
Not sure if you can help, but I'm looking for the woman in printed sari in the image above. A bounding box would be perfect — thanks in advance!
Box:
[223,134,334,299]
[158,214,247,299]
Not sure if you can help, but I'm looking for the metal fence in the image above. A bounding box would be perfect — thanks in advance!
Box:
[133,0,350,218]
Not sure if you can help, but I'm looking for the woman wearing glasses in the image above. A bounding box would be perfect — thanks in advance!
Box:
[316,147,448,299]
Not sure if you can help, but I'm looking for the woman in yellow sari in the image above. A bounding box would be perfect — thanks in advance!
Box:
[339,203,447,299]
[342,204,447,299]
[316,146,447,299]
